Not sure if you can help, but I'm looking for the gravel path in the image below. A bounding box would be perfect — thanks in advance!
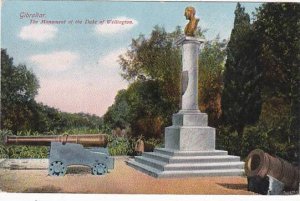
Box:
[0,157,254,194]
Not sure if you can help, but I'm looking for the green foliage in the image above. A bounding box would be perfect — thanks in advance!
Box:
[107,135,163,156]
[1,49,39,132]
[103,90,131,130]
[104,80,168,138]
[240,125,269,158]
[199,37,227,126]
[257,97,297,161]
[254,3,300,158]
[218,118,296,161]
[0,130,11,158]
[126,80,167,138]
[217,3,299,162]
[103,26,183,138]
[119,26,181,83]
[216,126,240,156]
[108,136,134,156]
[0,130,48,158]
[28,102,103,133]
[1,49,104,134]
[1,50,39,103]
[221,3,262,137]
[144,138,163,149]
[254,3,300,100]
[119,26,182,117]
[241,116,295,161]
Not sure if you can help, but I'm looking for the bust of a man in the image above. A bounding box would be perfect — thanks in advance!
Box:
[184,7,199,37]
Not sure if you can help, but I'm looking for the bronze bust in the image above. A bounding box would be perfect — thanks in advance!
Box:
[184,7,199,37]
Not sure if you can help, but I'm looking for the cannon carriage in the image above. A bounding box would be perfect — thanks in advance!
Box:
[4,134,114,176]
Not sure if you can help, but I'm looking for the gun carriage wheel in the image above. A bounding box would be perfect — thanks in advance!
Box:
[49,161,67,176]
[92,163,107,175]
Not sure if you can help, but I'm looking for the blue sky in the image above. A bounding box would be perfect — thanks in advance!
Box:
[1,1,261,116]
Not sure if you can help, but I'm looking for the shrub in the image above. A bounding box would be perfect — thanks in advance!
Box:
[216,126,240,156]
[108,136,135,156]
[144,138,163,151]
[217,118,297,163]
[0,130,48,158]
[241,125,270,158]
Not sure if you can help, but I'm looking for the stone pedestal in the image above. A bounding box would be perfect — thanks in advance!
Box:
[165,113,215,151]
[127,36,244,178]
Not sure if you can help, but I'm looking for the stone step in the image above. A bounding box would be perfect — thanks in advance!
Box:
[158,168,245,178]
[135,154,244,171]
[135,156,166,170]
[142,152,241,164]
[127,159,245,178]
[141,152,171,162]
[126,159,160,177]
[154,148,228,156]
[164,161,245,171]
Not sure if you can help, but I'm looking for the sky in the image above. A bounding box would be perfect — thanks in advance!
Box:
[1,1,261,117]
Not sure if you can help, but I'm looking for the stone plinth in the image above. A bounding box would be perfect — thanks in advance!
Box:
[165,126,215,151]
[165,111,215,151]
[127,36,244,178]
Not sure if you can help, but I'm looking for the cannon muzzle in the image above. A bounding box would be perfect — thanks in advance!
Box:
[4,134,108,147]
[245,149,300,190]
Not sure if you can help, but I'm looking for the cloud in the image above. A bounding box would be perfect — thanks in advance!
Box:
[95,16,138,35]
[30,51,79,71]
[19,24,58,42]
[97,48,127,68]
[36,72,128,116]
[34,48,129,116]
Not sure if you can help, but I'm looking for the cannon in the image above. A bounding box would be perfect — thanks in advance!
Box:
[245,149,300,195]
[4,134,114,176]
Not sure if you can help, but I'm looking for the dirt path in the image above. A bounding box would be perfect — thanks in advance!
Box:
[0,157,254,194]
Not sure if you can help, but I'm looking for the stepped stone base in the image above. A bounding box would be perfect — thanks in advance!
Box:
[127,109,245,178]
[126,148,245,178]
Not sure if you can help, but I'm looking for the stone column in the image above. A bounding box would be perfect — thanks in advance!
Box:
[175,36,205,113]
[164,36,215,151]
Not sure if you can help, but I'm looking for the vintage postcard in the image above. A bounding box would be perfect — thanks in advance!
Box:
[0,0,299,200]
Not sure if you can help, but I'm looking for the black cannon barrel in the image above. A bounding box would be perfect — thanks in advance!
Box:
[245,149,300,190]
[4,134,108,147]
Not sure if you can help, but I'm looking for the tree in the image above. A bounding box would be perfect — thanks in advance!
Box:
[1,49,40,132]
[221,3,262,139]
[253,3,300,161]
[199,37,227,126]
[116,26,182,138]
[103,90,131,130]
[119,26,182,116]
[1,49,104,133]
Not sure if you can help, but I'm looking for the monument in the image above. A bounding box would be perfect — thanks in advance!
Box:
[127,7,244,178]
